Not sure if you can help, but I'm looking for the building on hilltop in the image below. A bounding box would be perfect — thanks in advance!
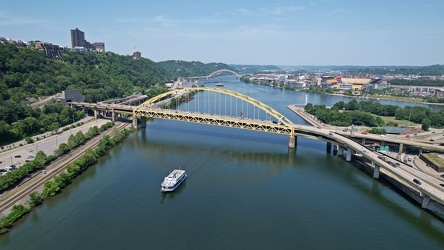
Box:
[71,28,86,48]
[133,51,141,59]
[34,42,64,61]
[93,42,105,52]
[70,28,105,52]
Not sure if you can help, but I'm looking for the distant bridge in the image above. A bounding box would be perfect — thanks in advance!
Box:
[188,69,242,79]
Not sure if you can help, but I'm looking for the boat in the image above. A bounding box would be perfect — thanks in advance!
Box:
[161,169,187,192]
[216,83,224,87]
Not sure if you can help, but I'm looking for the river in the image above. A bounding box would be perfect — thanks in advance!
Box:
[1,76,444,249]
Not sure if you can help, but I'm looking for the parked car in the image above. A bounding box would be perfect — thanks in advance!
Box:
[361,131,368,134]
[6,165,16,170]
[0,169,6,173]
[27,155,34,159]
[413,179,421,185]
[14,155,21,158]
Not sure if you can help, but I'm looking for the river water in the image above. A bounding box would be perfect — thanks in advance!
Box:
[1,77,444,249]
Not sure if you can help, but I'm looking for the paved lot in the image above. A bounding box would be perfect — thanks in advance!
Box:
[0,118,110,174]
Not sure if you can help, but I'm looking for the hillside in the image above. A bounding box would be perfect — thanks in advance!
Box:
[158,60,234,78]
[0,44,233,144]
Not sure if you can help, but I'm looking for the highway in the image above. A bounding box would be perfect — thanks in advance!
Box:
[292,124,444,205]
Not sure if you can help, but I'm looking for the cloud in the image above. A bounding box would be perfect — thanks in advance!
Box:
[0,10,53,26]
[233,5,306,16]
[116,15,225,27]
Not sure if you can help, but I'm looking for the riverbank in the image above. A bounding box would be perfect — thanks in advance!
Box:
[0,121,133,234]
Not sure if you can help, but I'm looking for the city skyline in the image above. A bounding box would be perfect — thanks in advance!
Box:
[1,0,443,66]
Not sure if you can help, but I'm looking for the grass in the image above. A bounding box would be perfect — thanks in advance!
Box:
[423,153,444,167]
[373,115,419,127]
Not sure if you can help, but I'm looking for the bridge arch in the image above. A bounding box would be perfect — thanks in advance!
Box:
[135,87,293,126]
[207,69,241,78]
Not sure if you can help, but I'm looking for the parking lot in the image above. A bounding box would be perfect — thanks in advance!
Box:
[0,118,109,175]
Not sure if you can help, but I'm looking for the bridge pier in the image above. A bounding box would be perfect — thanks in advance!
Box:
[333,144,338,155]
[398,143,404,155]
[132,116,147,129]
[132,116,137,128]
[345,147,352,162]
[288,135,297,148]
[372,162,380,179]
[111,109,115,122]
[94,109,97,120]
[337,146,344,156]
[419,147,423,155]
[381,141,385,147]
[362,138,366,145]
[326,142,332,154]
[421,194,430,209]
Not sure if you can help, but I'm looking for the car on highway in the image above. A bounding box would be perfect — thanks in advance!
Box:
[329,132,334,136]
[413,179,421,185]
[380,134,387,138]
[361,131,368,134]
[14,155,21,158]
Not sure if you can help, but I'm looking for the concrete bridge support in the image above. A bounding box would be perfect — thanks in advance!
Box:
[346,147,352,162]
[398,143,404,155]
[381,141,385,147]
[337,146,344,156]
[326,142,332,154]
[111,109,115,122]
[422,195,431,209]
[362,138,366,145]
[333,144,338,155]
[372,162,380,179]
[288,135,297,148]
[94,109,98,120]
[132,116,138,128]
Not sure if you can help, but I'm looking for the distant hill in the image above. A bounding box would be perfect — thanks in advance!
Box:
[158,60,235,78]
[230,64,281,74]
[347,64,444,76]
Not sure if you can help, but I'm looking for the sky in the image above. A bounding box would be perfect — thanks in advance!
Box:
[1,0,443,66]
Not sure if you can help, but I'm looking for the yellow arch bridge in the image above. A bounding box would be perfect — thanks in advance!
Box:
[133,87,298,147]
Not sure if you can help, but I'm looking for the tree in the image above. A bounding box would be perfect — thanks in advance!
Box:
[28,192,43,208]
[422,118,431,131]
[42,180,60,197]
[57,143,70,155]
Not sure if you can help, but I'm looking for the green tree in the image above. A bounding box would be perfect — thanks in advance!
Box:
[28,192,43,208]
[42,180,60,197]
[422,118,431,131]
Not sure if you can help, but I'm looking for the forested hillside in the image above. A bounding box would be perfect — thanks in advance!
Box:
[0,44,235,144]
[158,60,234,78]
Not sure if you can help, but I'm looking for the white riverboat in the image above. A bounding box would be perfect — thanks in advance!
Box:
[161,169,187,192]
